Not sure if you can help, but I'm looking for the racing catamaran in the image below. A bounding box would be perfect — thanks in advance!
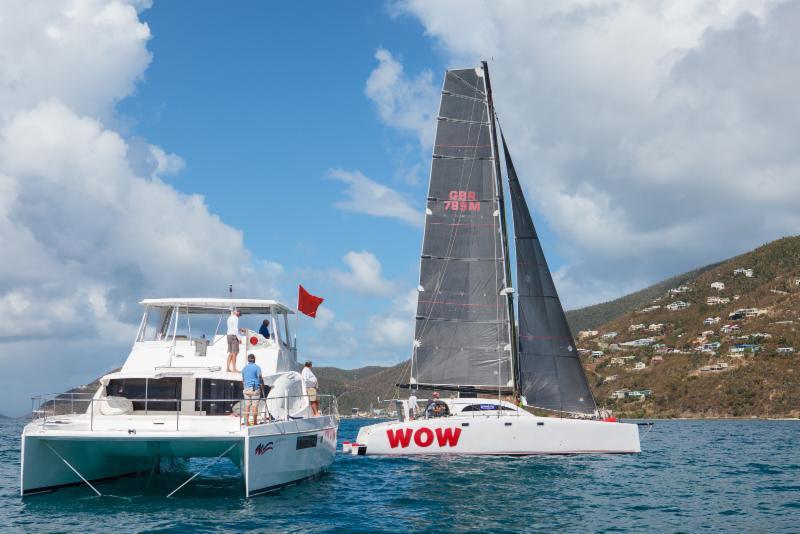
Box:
[351,63,641,455]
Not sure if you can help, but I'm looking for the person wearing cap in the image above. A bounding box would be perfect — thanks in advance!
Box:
[425,391,448,418]
[242,354,263,426]
[226,309,245,372]
[301,361,320,416]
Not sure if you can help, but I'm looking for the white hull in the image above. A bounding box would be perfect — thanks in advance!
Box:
[21,415,337,496]
[354,413,640,455]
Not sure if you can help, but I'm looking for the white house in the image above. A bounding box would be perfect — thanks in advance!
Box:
[711,282,725,290]
[629,323,646,332]
[601,332,619,340]
[578,330,599,339]
[669,286,691,295]
[648,323,664,332]
[733,268,754,277]
[706,296,730,305]
[777,347,795,354]
[632,361,646,370]
[666,301,690,311]
[704,317,721,325]
[591,350,605,358]
[621,337,656,347]
[721,324,741,334]
[610,389,629,399]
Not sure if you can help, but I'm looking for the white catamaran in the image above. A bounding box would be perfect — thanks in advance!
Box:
[21,298,338,497]
[352,63,641,455]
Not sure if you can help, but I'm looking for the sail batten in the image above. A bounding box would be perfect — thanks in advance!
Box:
[412,66,512,390]
[502,134,598,415]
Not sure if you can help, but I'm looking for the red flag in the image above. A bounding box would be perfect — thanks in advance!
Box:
[298,285,324,318]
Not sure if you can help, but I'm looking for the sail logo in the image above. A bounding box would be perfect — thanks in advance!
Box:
[255,441,274,455]
[444,190,480,212]
[386,427,462,448]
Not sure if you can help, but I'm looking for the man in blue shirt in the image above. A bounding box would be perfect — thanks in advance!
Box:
[258,319,271,339]
[242,354,263,426]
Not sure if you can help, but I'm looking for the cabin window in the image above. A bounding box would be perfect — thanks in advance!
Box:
[195,378,243,415]
[296,434,318,450]
[461,404,516,412]
[106,378,181,411]
[137,307,174,342]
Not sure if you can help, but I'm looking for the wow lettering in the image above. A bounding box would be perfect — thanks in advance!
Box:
[386,427,462,448]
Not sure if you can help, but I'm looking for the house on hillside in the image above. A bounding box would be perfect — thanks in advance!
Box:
[628,389,652,399]
[610,389,629,399]
[578,330,599,339]
[621,337,656,347]
[602,331,618,340]
[700,342,721,353]
[666,301,690,311]
[629,323,645,332]
[704,317,721,325]
[669,286,691,295]
[733,268,754,277]
[721,324,740,334]
[591,350,604,358]
[632,361,646,370]
[638,305,661,313]
[602,374,618,384]
[648,323,664,332]
[610,356,635,366]
[700,363,729,372]
[777,347,795,354]
[706,296,730,305]
[711,282,725,290]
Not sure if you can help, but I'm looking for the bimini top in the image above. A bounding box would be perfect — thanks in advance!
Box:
[139,298,295,315]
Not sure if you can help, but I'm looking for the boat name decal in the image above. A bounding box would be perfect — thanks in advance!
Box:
[255,441,274,455]
[386,427,462,449]
[444,190,481,212]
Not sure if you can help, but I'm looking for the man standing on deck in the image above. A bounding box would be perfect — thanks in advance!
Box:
[302,361,320,416]
[226,309,244,372]
[408,390,419,420]
[242,354,263,426]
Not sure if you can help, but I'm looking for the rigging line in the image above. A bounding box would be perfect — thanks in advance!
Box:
[449,70,486,96]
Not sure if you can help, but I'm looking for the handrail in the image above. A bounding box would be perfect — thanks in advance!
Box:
[31,392,338,432]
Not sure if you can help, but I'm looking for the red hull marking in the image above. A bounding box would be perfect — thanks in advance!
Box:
[414,427,434,447]
[435,427,462,447]
[386,428,413,448]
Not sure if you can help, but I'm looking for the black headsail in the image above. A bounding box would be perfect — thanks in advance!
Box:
[409,66,513,393]
[502,135,598,415]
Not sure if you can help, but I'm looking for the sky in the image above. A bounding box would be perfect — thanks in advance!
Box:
[1,0,799,414]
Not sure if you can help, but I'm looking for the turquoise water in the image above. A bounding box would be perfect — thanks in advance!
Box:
[1,418,798,532]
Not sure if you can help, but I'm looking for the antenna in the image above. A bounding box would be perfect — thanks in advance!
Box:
[228,284,233,296]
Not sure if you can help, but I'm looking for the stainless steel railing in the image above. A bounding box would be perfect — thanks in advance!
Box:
[30,392,338,431]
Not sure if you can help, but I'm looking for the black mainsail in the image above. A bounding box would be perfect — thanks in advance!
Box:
[502,135,597,415]
[411,67,513,392]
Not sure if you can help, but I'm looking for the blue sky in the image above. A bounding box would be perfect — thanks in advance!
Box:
[1,0,798,414]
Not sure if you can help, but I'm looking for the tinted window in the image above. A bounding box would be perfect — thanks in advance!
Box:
[107,378,180,411]
[461,404,516,412]
[195,378,243,415]
[296,434,318,450]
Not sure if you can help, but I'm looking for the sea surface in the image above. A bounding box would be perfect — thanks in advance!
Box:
[1,418,798,532]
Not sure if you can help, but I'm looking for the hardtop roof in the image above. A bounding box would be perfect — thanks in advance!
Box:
[139,298,295,314]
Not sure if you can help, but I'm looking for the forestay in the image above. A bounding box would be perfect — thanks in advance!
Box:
[412,67,512,390]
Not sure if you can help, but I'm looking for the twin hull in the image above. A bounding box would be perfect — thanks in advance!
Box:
[21,416,337,497]
[355,415,641,455]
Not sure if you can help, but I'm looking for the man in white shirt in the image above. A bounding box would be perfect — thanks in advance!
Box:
[407,390,419,420]
[226,309,244,372]
[301,361,320,416]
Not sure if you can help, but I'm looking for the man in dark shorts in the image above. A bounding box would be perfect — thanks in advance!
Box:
[226,309,243,372]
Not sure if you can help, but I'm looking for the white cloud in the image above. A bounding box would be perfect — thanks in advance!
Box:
[365,48,439,147]
[393,0,800,308]
[367,288,417,348]
[332,250,396,297]
[329,168,423,227]
[0,1,282,414]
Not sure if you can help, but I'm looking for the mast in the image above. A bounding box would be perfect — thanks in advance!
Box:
[482,61,519,395]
